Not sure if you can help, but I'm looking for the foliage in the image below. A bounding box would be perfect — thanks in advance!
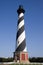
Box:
[29,57,43,62]
[0,57,43,63]
[0,57,14,62]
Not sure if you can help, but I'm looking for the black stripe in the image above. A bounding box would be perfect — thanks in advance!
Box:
[16,25,24,40]
[15,39,26,52]
[18,16,24,25]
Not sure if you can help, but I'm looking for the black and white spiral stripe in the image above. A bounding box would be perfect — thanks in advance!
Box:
[16,13,27,52]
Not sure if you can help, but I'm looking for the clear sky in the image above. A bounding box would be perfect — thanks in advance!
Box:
[0,0,43,58]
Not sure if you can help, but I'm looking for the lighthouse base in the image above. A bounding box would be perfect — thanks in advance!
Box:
[14,52,29,63]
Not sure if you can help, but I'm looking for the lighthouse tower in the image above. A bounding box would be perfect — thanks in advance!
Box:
[14,5,29,63]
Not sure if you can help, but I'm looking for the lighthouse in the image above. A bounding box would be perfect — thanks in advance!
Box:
[14,5,29,63]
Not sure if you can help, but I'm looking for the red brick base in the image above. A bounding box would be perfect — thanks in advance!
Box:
[14,52,29,63]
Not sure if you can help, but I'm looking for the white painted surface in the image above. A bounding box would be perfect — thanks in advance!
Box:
[16,12,27,52]
[19,13,24,18]
[17,31,25,47]
[18,19,24,30]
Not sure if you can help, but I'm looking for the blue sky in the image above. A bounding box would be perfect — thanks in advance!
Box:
[0,0,43,57]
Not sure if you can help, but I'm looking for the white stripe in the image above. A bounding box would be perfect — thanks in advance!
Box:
[18,19,24,30]
[16,31,25,48]
[19,13,24,18]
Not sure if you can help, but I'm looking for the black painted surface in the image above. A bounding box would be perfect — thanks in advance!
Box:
[17,5,25,15]
[16,5,26,52]
[16,39,26,52]
[18,16,24,25]
[16,25,24,40]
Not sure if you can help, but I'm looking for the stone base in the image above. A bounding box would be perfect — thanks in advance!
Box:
[13,52,30,63]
